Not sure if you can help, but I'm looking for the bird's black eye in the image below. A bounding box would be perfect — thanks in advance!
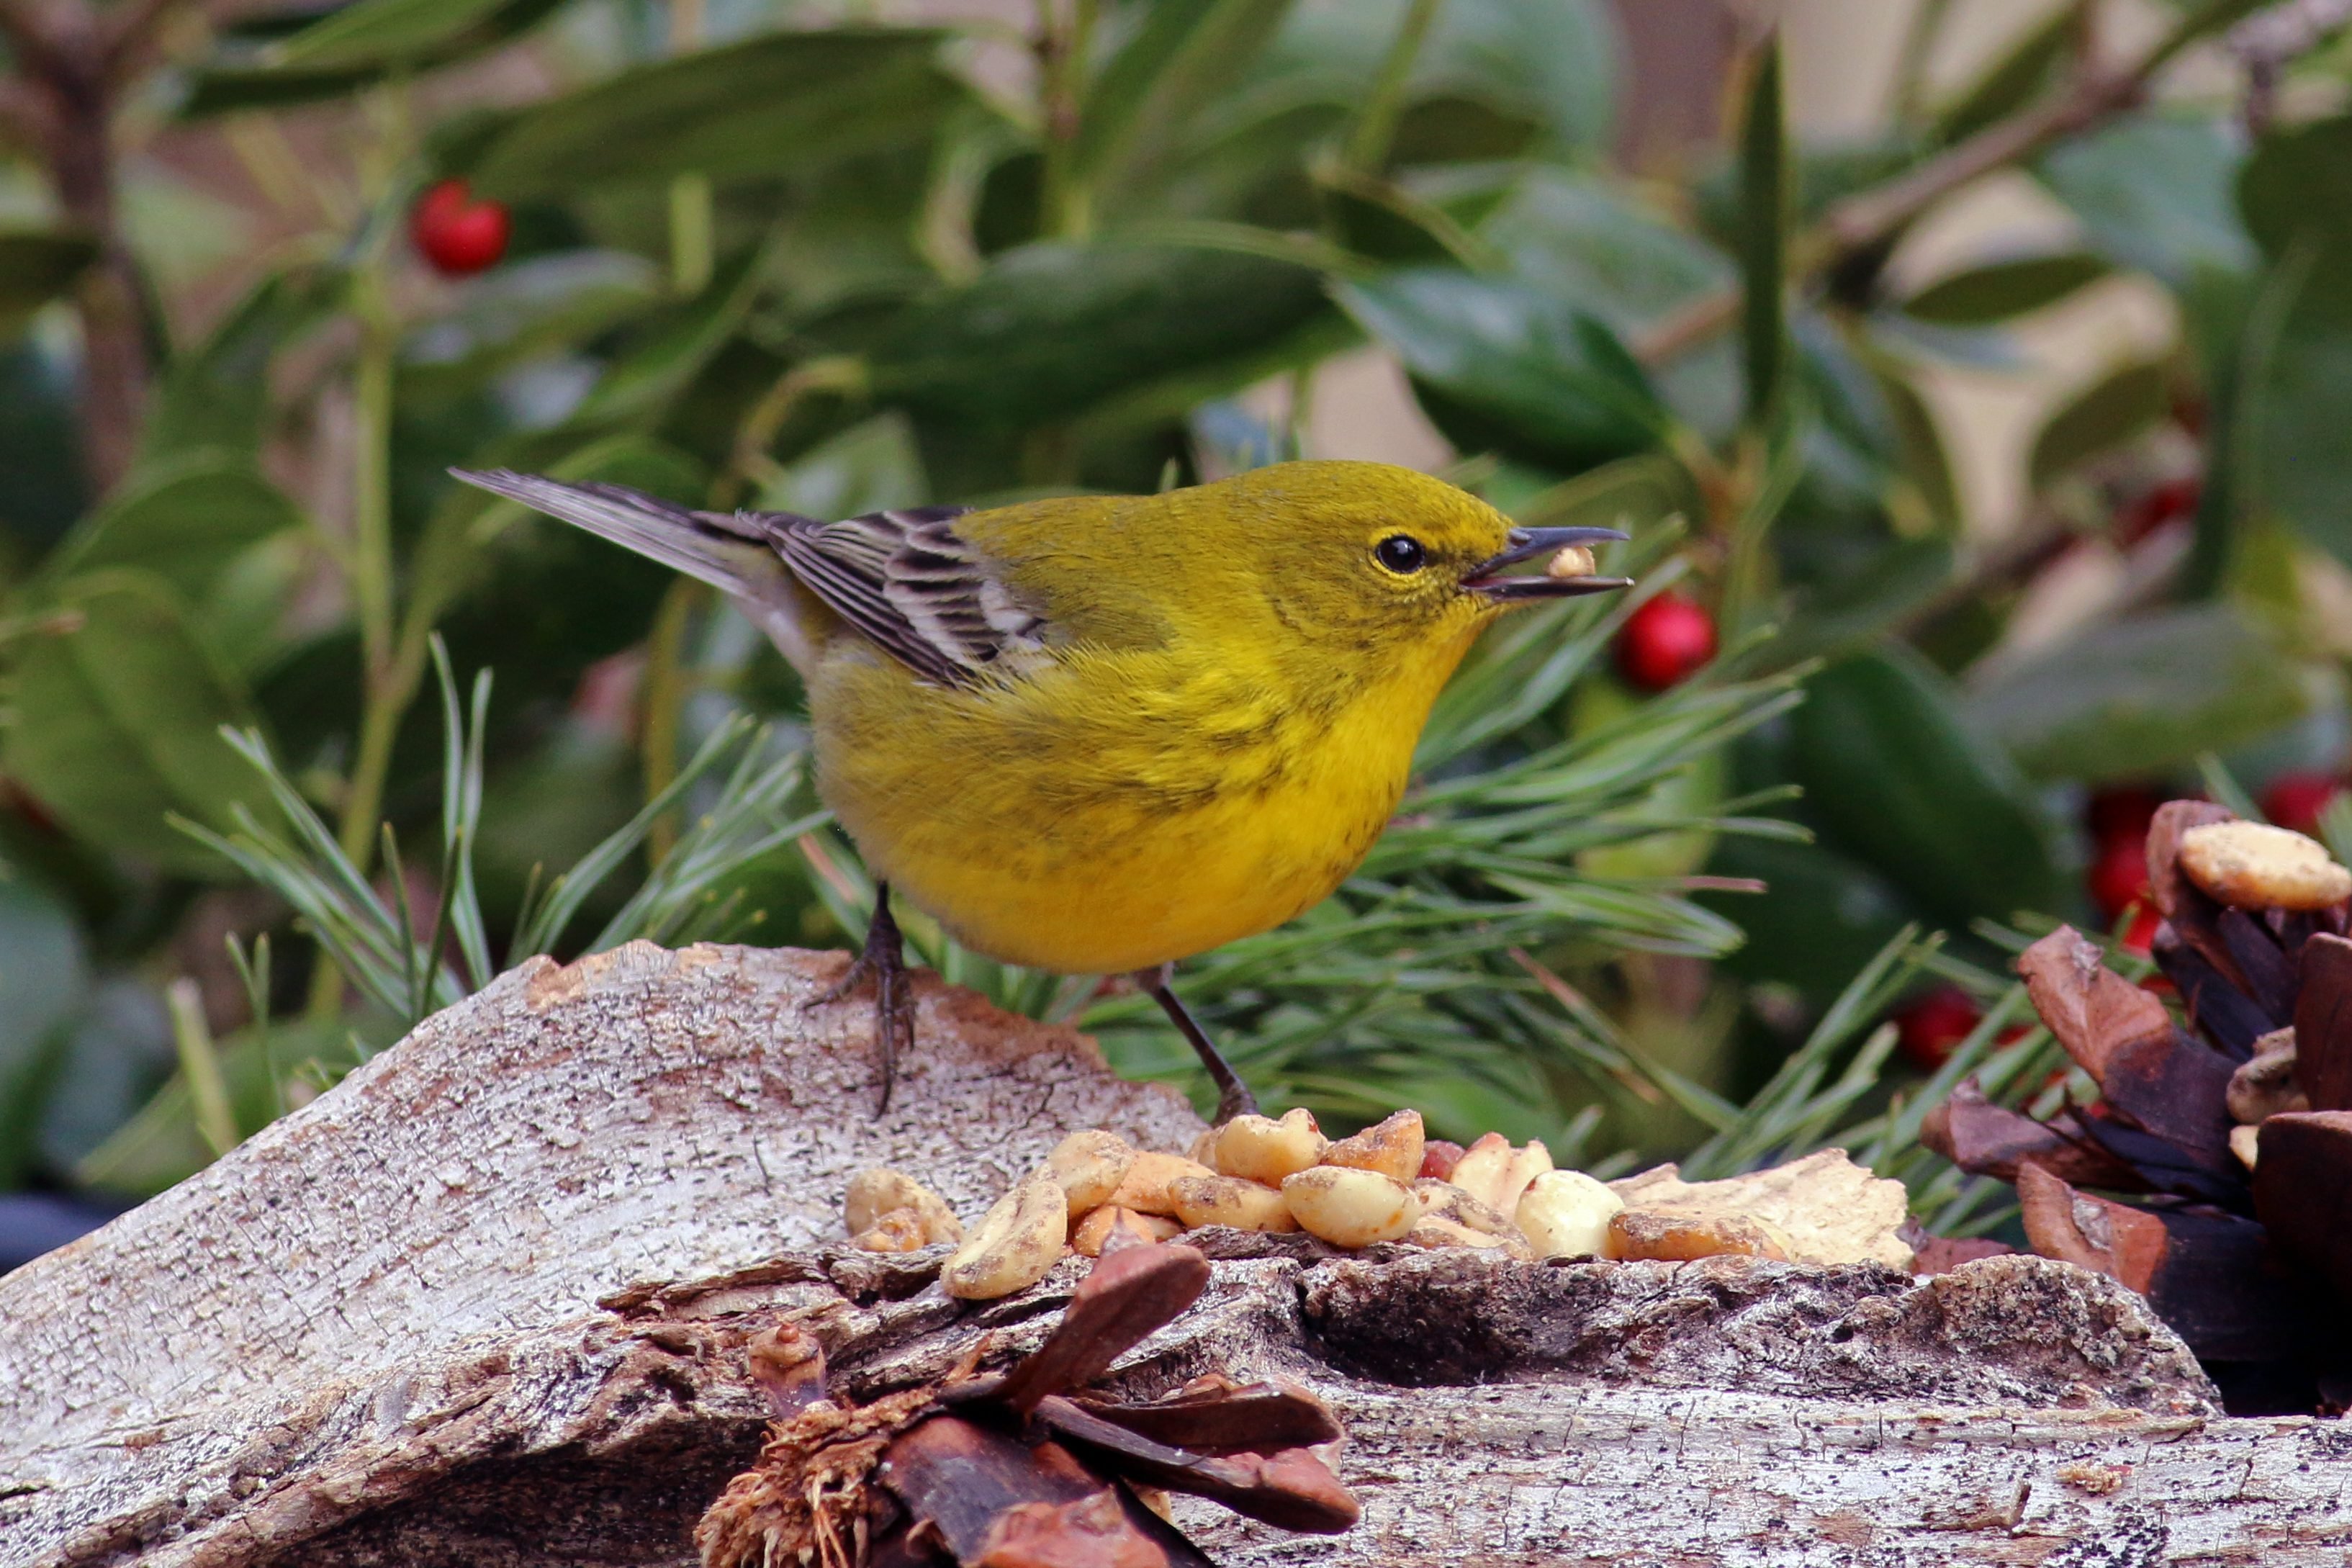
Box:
[1374,534,1427,575]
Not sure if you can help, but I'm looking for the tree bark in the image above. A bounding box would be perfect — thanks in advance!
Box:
[3,942,2348,1567]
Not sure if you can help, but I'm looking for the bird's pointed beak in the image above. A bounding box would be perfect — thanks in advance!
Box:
[1464,526,1634,602]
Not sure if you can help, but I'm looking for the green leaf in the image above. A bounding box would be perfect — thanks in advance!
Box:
[1900,251,2109,325]
[2027,357,2170,490]
[1963,603,2310,783]
[871,241,1329,427]
[1871,362,1960,531]
[266,0,514,68]
[40,453,303,603]
[0,877,91,1187]
[0,338,88,549]
[1075,0,1299,209]
[1479,170,1739,438]
[1415,0,1616,152]
[571,244,767,425]
[1337,268,1665,472]
[2240,115,2352,263]
[460,30,965,199]
[1767,537,1957,667]
[2,572,271,874]
[2251,304,2352,566]
[1700,837,1914,1011]
[0,230,97,334]
[179,0,565,112]
[1930,5,2071,146]
[1482,171,1734,328]
[2037,114,2256,286]
[401,249,664,400]
[138,263,345,465]
[1790,648,2066,928]
[1245,0,1616,155]
[1736,37,1789,425]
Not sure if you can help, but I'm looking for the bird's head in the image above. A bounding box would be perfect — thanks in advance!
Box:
[1207,461,1631,657]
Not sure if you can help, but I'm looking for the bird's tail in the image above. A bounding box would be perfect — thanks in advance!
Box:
[452,467,820,669]
[451,468,785,595]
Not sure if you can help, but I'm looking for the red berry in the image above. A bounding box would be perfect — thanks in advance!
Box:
[1614,592,1716,692]
[411,179,510,276]
[2084,788,2162,847]
[1894,986,1981,1073]
[2260,771,2342,837]
[2088,834,2151,923]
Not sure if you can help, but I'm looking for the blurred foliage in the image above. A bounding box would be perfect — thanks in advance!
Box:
[5,0,2352,1240]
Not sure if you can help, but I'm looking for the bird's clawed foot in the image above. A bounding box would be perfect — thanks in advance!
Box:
[813,884,915,1115]
[1132,963,1259,1125]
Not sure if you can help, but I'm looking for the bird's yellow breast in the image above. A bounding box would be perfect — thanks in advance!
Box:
[810,622,1478,976]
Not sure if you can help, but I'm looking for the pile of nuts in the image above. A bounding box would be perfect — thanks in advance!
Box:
[845,1109,1912,1301]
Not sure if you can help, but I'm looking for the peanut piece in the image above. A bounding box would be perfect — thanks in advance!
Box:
[844,1168,963,1245]
[1105,1150,1217,1217]
[1405,1217,1533,1258]
[1281,1167,1417,1248]
[1212,1108,1325,1184]
[1169,1173,1298,1233]
[1605,1209,1790,1263]
[2180,820,2352,911]
[1449,1134,1551,1215]
[1317,1108,1423,1182]
[1515,1170,1623,1260]
[1042,1130,1137,1217]
[1071,1204,1183,1258]
[850,1207,932,1253]
[2230,1122,2261,1170]
[942,1174,1068,1299]
[1418,1139,1466,1181]
[1545,544,1598,579]
[1410,1178,1515,1237]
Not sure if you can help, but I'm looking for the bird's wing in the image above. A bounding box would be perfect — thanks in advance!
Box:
[452,469,1048,689]
[775,506,1050,689]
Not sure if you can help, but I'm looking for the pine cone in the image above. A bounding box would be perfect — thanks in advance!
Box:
[1922,801,2352,1411]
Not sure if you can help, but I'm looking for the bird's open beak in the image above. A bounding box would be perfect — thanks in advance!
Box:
[1464,526,1634,602]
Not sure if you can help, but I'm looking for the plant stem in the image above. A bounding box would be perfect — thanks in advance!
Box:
[1344,0,1443,174]
[310,84,410,1019]
[1037,0,1097,238]
[665,0,712,294]
[640,578,706,865]
[723,355,867,503]
[168,978,239,1160]
[669,176,714,296]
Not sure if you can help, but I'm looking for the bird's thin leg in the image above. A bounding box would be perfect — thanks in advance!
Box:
[1133,963,1259,1125]
[814,883,914,1114]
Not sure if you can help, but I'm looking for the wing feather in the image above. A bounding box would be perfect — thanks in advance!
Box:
[776,508,1047,688]
[453,469,1044,690]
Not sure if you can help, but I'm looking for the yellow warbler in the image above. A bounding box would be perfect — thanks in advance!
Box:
[456,461,1628,1119]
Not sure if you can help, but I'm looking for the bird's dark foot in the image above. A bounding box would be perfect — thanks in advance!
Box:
[811,886,914,1114]
[1133,964,1259,1125]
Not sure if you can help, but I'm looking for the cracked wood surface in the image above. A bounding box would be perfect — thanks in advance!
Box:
[3,942,2348,1567]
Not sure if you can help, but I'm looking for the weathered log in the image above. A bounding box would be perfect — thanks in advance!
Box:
[4,942,2350,1568]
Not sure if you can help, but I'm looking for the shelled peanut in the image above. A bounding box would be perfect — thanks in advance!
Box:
[841,1114,1914,1300]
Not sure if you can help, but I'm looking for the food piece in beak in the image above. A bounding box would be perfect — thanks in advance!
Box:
[1546,545,1598,580]
[1466,525,1633,601]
